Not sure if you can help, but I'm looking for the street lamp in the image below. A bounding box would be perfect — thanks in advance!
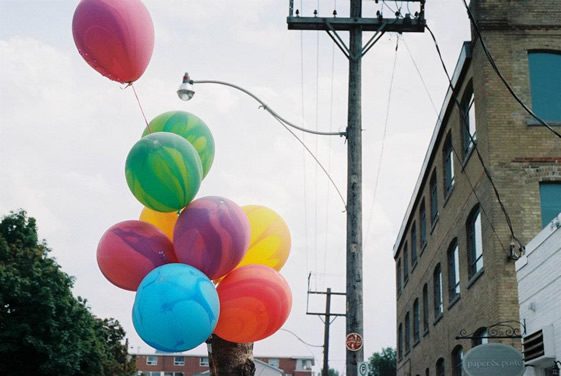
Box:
[177,71,361,375]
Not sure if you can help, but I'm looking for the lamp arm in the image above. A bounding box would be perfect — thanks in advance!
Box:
[191,80,346,138]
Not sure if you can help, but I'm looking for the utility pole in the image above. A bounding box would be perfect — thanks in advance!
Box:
[306,278,346,376]
[287,2,425,375]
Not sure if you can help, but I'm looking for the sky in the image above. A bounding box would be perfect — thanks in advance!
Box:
[0,0,470,374]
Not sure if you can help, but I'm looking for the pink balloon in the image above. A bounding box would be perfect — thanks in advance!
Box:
[174,196,250,280]
[97,220,177,291]
[72,0,154,83]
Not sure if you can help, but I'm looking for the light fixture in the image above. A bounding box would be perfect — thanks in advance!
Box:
[552,361,561,376]
[177,72,195,101]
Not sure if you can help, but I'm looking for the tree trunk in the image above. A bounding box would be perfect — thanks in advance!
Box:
[207,335,255,376]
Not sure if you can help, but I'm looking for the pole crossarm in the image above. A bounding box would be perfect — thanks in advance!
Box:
[191,80,346,137]
[287,16,425,33]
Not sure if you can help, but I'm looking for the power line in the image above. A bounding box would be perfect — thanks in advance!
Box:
[459,0,561,139]
[425,24,523,251]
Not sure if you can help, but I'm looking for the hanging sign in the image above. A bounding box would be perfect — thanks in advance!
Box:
[463,343,525,376]
[346,332,363,352]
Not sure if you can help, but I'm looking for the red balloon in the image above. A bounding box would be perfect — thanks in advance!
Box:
[174,196,250,280]
[72,0,154,83]
[97,220,177,291]
[214,265,292,343]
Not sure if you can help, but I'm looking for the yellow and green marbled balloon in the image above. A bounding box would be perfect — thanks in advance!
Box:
[126,132,203,212]
[143,111,215,178]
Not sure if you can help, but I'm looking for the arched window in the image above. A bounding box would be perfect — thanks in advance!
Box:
[528,51,561,121]
[467,205,483,278]
[452,345,464,376]
[411,222,418,265]
[405,312,411,353]
[420,200,427,248]
[443,133,455,195]
[460,81,476,156]
[413,298,420,343]
[422,284,429,333]
[426,368,430,376]
[447,239,460,301]
[404,242,409,284]
[436,358,445,376]
[433,264,443,318]
[472,327,489,347]
[398,323,403,360]
[430,171,439,225]
[396,259,402,294]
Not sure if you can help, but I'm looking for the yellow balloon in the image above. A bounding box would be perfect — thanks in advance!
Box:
[139,207,178,240]
[236,205,291,271]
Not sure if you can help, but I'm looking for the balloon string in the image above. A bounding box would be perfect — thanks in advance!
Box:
[130,83,152,133]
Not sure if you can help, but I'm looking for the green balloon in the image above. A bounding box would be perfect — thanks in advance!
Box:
[126,132,203,212]
[143,111,215,178]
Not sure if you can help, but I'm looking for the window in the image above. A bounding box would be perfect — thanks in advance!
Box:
[443,134,455,195]
[411,223,418,265]
[452,346,464,376]
[398,323,403,360]
[447,239,460,301]
[268,358,280,368]
[146,356,158,366]
[539,182,561,227]
[436,358,445,376]
[430,172,438,225]
[422,284,429,333]
[420,201,427,248]
[433,264,443,319]
[403,243,409,284]
[396,259,402,294]
[467,205,483,278]
[472,327,489,347]
[405,312,411,353]
[165,373,184,376]
[200,357,209,367]
[413,298,420,343]
[426,369,430,376]
[528,51,561,122]
[174,356,185,366]
[461,82,476,155]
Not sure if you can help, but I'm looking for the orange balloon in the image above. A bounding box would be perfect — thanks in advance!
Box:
[139,207,178,240]
[214,265,292,343]
[236,205,291,271]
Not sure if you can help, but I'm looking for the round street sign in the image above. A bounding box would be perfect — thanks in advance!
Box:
[358,361,370,376]
[346,332,363,351]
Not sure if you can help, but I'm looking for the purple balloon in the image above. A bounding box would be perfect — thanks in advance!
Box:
[173,196,250,280]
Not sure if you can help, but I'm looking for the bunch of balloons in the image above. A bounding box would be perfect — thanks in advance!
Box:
[72,0,293,352]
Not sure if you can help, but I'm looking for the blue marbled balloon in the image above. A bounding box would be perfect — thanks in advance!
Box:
[132,263,219,352]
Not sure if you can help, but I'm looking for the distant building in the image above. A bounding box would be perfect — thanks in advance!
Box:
[393,0,561,375]
[516,214,561,376]
[133,353,314,376]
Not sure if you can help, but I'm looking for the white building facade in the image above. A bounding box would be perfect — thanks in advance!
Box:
[516,214,561,376]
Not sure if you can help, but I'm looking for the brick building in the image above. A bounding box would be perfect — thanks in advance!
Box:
[134,353,314,376]
[393,0,561,375]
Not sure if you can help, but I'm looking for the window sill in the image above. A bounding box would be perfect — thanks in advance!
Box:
[527,119,561,127]
[467,268,484,289]
[423,329,429,337]
[448,294,461,310]
[433,313,443,326]
[420,242,427,256]
[411,260,418,273]
[404,278,409,287]
[413,338,420,348]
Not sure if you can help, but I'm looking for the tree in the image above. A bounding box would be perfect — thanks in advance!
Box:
[0,210,135,375]
[368,347,397,376]
[208,335,255,376]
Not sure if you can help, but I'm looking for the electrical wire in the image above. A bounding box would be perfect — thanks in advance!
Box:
[425,24,523,251]
[280,328,323,348]
[459,0,561,139]
[365,35,400,243]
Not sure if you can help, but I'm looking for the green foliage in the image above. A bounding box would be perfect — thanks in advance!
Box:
[368,347,397,376]
[0,210,135,375]
[328,368,340,376]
